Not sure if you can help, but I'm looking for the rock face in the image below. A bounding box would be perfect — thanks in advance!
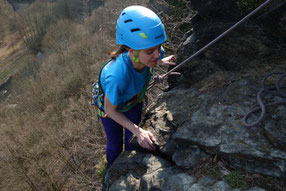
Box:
[169,0,286,88]
[172,78,286,177]
[104,0,286,190]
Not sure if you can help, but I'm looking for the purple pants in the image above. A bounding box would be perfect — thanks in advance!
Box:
[100,103,143,165]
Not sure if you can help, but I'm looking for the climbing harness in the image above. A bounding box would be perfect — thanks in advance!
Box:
[243,72,286,127]
[91,58,153,118]
[148,0,273,89]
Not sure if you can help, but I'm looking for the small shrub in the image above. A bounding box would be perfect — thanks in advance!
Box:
[165,0,186,8]
[86,6,116,34]
[237,0,265,13]
[16,1,55,53]
[0,2,9,40]
[95,155,108,182]
[42,19,77,54]
[52,0,84,21]
[225,170,248,189]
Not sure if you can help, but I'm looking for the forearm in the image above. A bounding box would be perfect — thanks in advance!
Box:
[103,95,155,150]
[106,109,141,136]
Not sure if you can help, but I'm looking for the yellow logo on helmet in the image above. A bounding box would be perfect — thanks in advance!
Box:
[139,33,148,39]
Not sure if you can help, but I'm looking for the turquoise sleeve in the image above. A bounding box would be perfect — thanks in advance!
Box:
[104,75,124,106]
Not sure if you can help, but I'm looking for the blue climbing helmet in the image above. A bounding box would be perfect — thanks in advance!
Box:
[116,5,167,50]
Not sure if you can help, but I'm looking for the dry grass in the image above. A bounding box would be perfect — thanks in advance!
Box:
[0,0,13,40]
[0,34,107,191]
[0,0,148,190]
[0,31,28,86]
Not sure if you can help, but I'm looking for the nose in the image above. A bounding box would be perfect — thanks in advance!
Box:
[153,48,160,59]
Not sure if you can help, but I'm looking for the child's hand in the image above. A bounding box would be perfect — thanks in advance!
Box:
[159,55,176,66]
[136,128,156,150]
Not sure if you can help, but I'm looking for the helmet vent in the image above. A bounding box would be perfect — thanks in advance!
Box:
[155,34,164,39]
[131,28,140,32]
[122,13,126,16]
[124,19,133,23]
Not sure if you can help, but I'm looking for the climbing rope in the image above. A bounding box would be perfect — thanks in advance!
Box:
[243,72,286,127]
[148,0,273,89]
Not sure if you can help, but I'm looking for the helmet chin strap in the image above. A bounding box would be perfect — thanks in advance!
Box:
[132,50,145,65]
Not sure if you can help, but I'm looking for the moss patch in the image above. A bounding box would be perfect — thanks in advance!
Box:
[225,170,248,189]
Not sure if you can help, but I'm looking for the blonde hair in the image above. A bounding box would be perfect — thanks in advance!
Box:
[109,45,129,60]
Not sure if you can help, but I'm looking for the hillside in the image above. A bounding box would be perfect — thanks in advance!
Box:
[0,0,146,190]
[0,0,27,94]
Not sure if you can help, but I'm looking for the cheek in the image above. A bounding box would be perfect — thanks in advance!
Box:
[139,54,152,63]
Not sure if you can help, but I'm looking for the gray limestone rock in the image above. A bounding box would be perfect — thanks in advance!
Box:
[161,173,197,191]
[172,145,207,169]
[109,173,140,191]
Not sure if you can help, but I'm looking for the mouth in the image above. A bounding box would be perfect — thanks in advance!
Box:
[150,62,157,66]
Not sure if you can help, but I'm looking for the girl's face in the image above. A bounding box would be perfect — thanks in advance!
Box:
[138,45,161,68]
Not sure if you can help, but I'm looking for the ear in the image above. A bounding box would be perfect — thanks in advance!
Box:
[128,48,135,54]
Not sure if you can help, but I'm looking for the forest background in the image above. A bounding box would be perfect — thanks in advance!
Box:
[0,0,148,190]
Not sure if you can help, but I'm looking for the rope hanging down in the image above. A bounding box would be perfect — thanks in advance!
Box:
[149,0,273,89]
[243,72,286,127]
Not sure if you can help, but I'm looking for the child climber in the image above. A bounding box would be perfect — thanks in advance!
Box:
[94,5,176,165]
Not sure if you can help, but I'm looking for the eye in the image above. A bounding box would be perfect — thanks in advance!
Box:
[146,46,161,55]
[147,50,153,54]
